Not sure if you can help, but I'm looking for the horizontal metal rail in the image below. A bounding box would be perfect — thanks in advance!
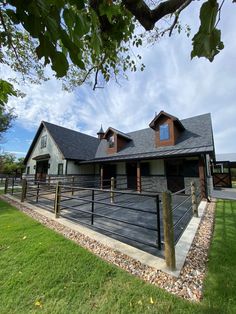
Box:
[171,187,190,196]
[60,203,158,231]
[172,194,192,212]
[59,193,157,215]
[173,204,192,228]
[59,212,159,249]
[61,184,158,198]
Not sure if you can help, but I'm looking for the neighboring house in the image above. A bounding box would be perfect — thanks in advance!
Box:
[24,111,215,197]
[212,153,236,188]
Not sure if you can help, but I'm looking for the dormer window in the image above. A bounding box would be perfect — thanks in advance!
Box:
[160,124,170,141]
[149,111,185,147]
[108,135,115,148]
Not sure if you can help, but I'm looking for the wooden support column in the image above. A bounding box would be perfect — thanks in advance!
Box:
[137,161,141,193]
[199,156,206,199]
[100,165,103,189]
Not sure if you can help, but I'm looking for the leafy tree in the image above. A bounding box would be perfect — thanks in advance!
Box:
[0,79,16,141]
[0,0,232,89]
[0,152,25,175]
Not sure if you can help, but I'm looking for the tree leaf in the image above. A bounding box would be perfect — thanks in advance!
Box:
[51,51,69,77]
[191,0,224,61]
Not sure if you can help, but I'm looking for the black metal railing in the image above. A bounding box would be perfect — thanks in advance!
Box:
[171,185,201,243]
[58,183,162,251]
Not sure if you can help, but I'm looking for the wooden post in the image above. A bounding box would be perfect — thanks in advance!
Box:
[191,181,198,217]
[71,176,75,196]
[110,177,115,203]
[162,191,176,270]
[100,165,103,190]
[137,161,141,193]
[199,156,206,199]
[54,181,61,218]
[4,177,8,194]
[21,179,27,202]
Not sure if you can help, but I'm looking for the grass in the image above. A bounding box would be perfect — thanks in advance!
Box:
[0,199,235,313]
[202,199,236,313]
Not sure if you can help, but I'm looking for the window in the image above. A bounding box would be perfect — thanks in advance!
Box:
[108,135,115,148]
[26,166,30,174]
[141,163,150,176]
[41,135,47,148]
[58,163,63,175]
[159,124,170,141]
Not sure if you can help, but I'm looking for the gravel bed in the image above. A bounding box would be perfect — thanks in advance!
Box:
[0,195,215,302]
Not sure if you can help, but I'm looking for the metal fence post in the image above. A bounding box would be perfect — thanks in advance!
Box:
[11,177,14,195]
[110,177,115,203]
[156,194,162,250]
[71,176,75,196]
[162,191,176,270]
[91,189,94,225]
[21,179,27,202]
[4,177,8,194]
[191,181,198,217]
[54,181,61,218]
[36,182,40,203]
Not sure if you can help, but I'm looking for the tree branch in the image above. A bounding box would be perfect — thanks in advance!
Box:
[122,0,193,30]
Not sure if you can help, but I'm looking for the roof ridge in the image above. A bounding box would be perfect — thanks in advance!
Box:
[43,121,98,140]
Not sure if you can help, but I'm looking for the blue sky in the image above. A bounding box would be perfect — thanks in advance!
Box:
[1,1,236,158]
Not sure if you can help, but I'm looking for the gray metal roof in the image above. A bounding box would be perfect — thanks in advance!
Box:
[43,122,99,160]
[24,121,99,164]
[24,112,214,165]
[88,113,214,163]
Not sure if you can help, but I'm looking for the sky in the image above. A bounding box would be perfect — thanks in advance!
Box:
[1,1,236,159]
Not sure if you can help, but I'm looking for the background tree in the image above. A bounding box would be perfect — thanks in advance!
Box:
[0,0,232,90]
[0,152,25,176]
[0,79,16,141]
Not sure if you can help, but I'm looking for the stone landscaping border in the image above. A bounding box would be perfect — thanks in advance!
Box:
[0,195,216,301]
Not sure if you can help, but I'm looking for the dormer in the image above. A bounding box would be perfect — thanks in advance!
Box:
[149,111,185,147]
[104,127,132,154]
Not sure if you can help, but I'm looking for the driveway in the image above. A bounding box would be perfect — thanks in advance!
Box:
[211,188,236,200]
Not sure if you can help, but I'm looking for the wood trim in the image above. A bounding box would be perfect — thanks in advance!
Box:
[199,156,206,198]
[137,161,141,192]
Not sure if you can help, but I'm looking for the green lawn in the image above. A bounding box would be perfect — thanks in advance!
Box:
[0,199,235,314]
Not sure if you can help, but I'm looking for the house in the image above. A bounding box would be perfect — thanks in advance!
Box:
[23,121,99,181]
[24,111,215,198]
